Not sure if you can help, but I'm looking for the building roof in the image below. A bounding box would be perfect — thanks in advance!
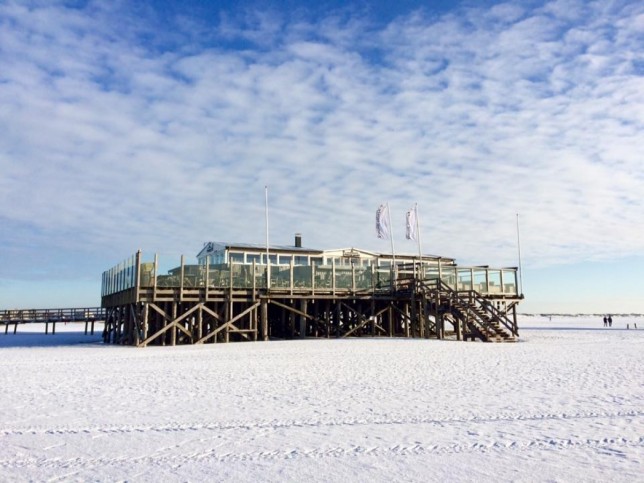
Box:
[197,241,323,258]
[197,241,455,263]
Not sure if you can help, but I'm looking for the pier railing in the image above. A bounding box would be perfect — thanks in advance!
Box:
[0,307,105,323]
[0,307,105,336]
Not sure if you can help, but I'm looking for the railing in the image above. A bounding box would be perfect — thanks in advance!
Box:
[468,290,519,336]
[0,307,104,336]
[432,280,517,338]
[102,252,520,299]
[415,279,518,340]
[153,263,396,293]
[0,307,105,323]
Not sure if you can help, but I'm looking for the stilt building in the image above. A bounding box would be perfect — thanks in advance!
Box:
[101,235,522,346]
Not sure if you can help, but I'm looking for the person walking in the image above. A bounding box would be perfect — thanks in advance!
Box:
[603,316,607,327]
[608,315,613,327]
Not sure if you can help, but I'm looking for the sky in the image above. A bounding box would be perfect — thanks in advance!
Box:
[1,0,643,313]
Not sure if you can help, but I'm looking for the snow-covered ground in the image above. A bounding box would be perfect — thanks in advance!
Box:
[1,316,643,482]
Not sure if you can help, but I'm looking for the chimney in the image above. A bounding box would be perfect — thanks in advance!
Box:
[294,233,302,248]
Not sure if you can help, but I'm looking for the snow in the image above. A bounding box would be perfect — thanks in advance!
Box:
[1,316,643,482]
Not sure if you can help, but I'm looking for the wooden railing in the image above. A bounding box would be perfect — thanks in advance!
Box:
[0,307,105,323]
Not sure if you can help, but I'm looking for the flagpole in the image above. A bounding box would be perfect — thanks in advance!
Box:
[387,202,396,266]
[414,203,422,258]
[265,186,271,289]
[414,203,423,271]
[516,213,523,296]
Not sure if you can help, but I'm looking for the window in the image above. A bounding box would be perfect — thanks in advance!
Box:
[247,254,261,264]
[262,254,278,265]
[208,250,225,265]
[279,255,292,265]
[229,252,244,263]
[294,256,308,266]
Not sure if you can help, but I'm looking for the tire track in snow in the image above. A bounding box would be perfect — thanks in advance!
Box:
[1,435,643,470]
[1,409,642,437]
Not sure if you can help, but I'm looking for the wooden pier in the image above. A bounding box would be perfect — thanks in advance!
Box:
[101,252,522,346]
[0,307,105,335]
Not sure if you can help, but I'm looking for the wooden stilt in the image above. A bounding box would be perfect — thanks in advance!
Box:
[171,303,177,346]
[143,303,149,343]
[261,298,268,341]
[299,299,308,338]
[197,304,203,341]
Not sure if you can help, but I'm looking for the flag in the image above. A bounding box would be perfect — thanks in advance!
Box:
[406,206,417,240]
[376,204,389,239]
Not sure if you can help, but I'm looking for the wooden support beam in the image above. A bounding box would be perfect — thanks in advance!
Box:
[201,304,224,324]
[143,303,149,343]
[313,299,319,337]
[261,298,268,341]
[140,314,193,347]
[197,304,203,341]
[252,305,258,341]
[342,303,375,337]
[130,304,139,345]
[299,299,308,338]
[196,302,260,344]
[341,311,373,338]
[268,299,315,321]
[171,303,177,346]
[139,302,202,347]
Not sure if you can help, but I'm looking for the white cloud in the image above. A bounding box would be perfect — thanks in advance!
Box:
[0,0,643,285]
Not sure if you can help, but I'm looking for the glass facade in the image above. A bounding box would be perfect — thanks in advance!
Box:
[102,253,519,297]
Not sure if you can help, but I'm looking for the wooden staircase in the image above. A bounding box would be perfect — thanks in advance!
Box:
[417,279,518,343]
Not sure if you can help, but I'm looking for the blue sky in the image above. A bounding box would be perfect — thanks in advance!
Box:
[1,0,643,313]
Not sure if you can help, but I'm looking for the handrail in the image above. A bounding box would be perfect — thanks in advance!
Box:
[419,279,516,339]
[468,290,518,336]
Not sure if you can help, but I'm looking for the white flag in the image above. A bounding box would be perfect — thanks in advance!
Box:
[406,206,417,240]
[376,204,389,239]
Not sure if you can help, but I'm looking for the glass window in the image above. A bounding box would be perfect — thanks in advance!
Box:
[310,257,323,266]
[209,250,225,265]
[294,256,308,266]
[247,254,261,264]
[262,254,278,265]
[229,252,244,263]
[279,255,292,265]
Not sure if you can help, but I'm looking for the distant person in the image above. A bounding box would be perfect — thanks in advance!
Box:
[603,316,607,327]
[608,315,613,327]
